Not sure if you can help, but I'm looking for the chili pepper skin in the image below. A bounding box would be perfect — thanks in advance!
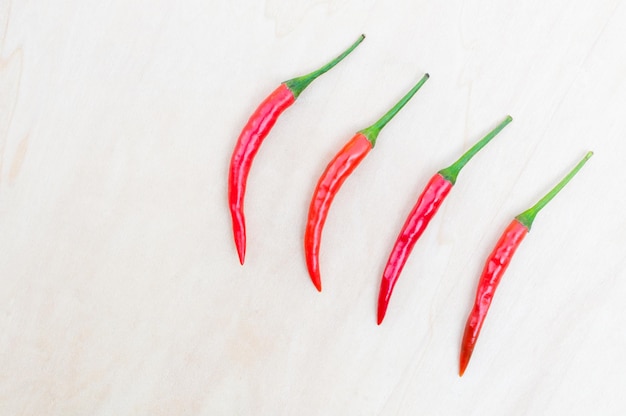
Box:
[459,151,593,377]
[459,219,527,376]
[377,116,513,324]
[304,73,430,291]
[377,173,452,322]
[229,85,295,264]
[228,35,365,265]
[305,133,372,291]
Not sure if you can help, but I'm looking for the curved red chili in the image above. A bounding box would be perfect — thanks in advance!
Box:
[305,73,430,291]
[459,219,527,376]
[228,35,365,264]
[304,133,372,290]
[377,116,513,324]
[459,151,593,376]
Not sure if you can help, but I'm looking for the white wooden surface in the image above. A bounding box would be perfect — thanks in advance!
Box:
[1,1,625,414]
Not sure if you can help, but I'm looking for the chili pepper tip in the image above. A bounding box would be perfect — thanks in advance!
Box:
[376,310,385,325]
[236,243,245,265]
[459,348,472,377]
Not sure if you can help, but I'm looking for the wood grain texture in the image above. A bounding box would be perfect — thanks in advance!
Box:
[0,0,625,415]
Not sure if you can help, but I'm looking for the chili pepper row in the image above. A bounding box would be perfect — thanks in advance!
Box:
[227,35,593,376]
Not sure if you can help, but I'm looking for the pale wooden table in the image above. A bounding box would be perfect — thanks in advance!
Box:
[1,1,625,414]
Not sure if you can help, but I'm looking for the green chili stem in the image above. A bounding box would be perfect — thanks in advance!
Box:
[359,73,430,147]
[438,115,513,185]
[284,34,365,98]
[516,151,593,230]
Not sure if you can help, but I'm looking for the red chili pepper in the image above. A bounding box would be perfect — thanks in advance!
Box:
[304,73,430,291]
[459,151,593,376]
[377,116,513,324]
[228,35,365,264]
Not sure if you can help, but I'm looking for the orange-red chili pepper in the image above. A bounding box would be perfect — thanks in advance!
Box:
[459,151,593,376]
[304,73,430,291]
[228,35,365,264]
[377,116,513,324]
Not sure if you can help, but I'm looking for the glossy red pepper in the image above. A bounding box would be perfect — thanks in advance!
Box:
[377,116,513,324]
[305,73,430,291]
[459,151,593,376]
[228,35,365,264]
